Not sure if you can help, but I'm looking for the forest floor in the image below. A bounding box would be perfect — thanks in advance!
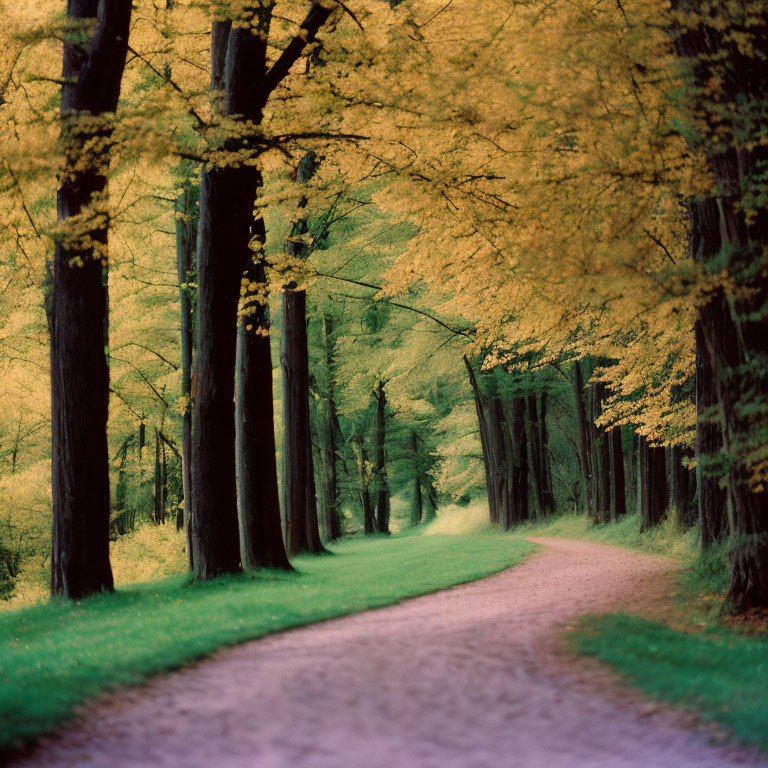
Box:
[10,537,767,768]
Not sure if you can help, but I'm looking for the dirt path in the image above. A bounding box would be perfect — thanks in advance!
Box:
[13,538,766,768]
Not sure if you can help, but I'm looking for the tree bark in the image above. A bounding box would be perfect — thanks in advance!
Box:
[280,151,324,555]
[507,398,529,527]
[191,6,332,578]
[673,1,768,610]
[639,437,667,531]
[572,361,593,515]
[464,356,506,525]
[525,395,544,519]
[174,185,197,540]
[695,313,728,547]
[671,445,696,529]
[539,393,555,516]
[282,288,323,554]
[610,427,627,519]
[372,381,390,534]
[236,309,291,569]
[49,0,133,598]
[411,431,423,525]
[590,381,611,524]
[153,429,163,524]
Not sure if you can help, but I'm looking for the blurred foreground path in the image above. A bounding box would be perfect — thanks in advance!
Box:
[13,538,767,768]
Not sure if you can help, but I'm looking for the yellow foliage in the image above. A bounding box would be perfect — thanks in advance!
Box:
[110,523,188,585]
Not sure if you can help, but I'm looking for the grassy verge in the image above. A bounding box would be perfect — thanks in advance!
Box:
[0,533,532,752]
[515,510,699,562]
[571,613,768,750]
[519,511,768,750]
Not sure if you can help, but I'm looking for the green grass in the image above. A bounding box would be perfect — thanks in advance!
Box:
[523,512,768,750]
[0,533,533,752]
[515,510,700,562]
[571,613,768,750]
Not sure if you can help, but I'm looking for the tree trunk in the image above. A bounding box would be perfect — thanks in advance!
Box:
[671,445,696,529]
[639,437,667,531]
[539,393,555,516]
[305,433,324,552]
[191,6,332,578]
[281,150,324,555]
[572,360,593,515]
[282,288,323,554]
[362,488,375,535]
[153,429,163,525]
[175,185,196,539]
[465,356,505,525]
[694,314,727,547]
[411,431,423,525]
[673,0,768,611]
[525,395,544,519]
[610,428,627,519]
[373,381,390,534]
[508,398,529,527]
[49,0,133,599]
[590,381,611,524]
[318,314,342,542]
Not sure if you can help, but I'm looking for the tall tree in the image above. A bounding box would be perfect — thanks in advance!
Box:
[282,151,325,555]
[639,437,667,531]
[192,5,332,578]
[174,183,197,541]
[372,381,390,534]
[610,428,627,520]
[49,0,133,598]
[673,4,768,609]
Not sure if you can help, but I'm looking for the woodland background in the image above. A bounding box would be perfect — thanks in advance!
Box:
[0,0,766,616]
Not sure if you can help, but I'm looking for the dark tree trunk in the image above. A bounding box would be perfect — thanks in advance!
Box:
[639,437,667,531]
[357,439,376,535]
[590,381,611,524]
[695,314,728,547]
[610,428,627,519]
[175,185,196,537]
[362,488,375,535]
[673,1,768,610]
[411,431,423,525]
[525,395,544,519]
[305,434,324,552]
[49,0,133,598]
[424,479,438,521]
[319,402,342,542]
[539,393,555,516]
[626,431,639,514]
[372,381,390,534]
[282,289,323,554]
[191,6,332,579]
[236,321,291,569]
[318,314,342,542]
[572,360,593,515]
[508,398,529,527]
[465,356,506,525]
[236,213,290,570]
[671,445,696,529]
[280,150,324,555]
[153,429,163,524]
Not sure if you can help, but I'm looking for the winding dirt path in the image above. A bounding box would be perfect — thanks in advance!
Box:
[13,538,767,768]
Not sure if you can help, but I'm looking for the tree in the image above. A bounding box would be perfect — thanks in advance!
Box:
[673,1,768,609]
[191,5,332,578]
[174,183,197,541]
[49,0,133,598]
[281,150,325,555]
